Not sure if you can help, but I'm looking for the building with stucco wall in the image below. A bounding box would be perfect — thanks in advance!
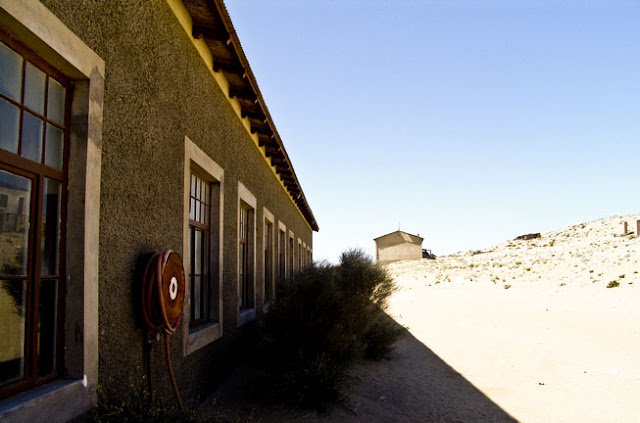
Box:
[0,0,318,420]
[374,231,423,265]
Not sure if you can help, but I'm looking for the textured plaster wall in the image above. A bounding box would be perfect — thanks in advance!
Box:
[378,243,422,265]
[41,0,313,403]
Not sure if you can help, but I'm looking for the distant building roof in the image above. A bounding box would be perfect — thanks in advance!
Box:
[374,230,424,246]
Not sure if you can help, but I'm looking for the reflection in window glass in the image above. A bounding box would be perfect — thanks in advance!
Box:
[189,172,214,327]
[45,124,64,170]
[24,62,46,115]
[0,42,23,101]
[0,170,31,276]
[21,112,43,162]
[239,205,252,310]
[0,280,26,384]
[0,35,68,399]
[38,280,57,377]
[193,275,200,321]
[41,179,61,276]
[0,98,20,153]
[46,78,66,126]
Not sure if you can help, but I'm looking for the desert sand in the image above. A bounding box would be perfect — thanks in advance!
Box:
[211,215,640,422]
[382,214,640,422]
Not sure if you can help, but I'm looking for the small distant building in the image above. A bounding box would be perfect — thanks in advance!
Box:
[374,230,425,264]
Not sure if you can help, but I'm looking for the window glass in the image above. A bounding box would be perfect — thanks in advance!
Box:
[0,169,31,275]
[188,172,214,327]
[264,220,273,301]
[193,274,201,321]
[0,34,68,400]
[46,77,65,126]
[24,62,45,115]
[21,112,44,162]
[0,42,23,101]
[239,205,253,310]
[194,229,202,275]
[0,98,20,153]
[45,124,64,170]
[0,279,26,384]
[37,280,58,377]
[41,178,62,276]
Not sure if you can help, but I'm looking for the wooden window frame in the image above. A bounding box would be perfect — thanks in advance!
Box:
[288,231,295,286]
[188,170,216,329]
[237,182,256,327]
[0,3,104,420]
[239,205,250,310]
[0,34,70,400]
[262,208,275,308]
[277,221,286,292]
[182,136,223,355]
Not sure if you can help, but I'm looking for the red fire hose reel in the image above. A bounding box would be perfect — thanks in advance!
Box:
[141,250,185,409]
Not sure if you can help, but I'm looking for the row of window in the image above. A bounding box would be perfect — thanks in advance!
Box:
[185,152,313,344]
[0,35,312,400]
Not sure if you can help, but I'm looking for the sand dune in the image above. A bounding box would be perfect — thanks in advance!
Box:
[384,214,640,422]
[388,214,640,290]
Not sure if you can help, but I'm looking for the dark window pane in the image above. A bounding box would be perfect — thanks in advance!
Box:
[0,279,26,384]
[24,62,45,115]
[0,170,31,276]
[21,112,43,162]
[44,124,64,170]
[194,229,202,275]
[202,228,208,276]
[202,273,209,320]
[0,97,20,153]
[46,78,65,126]
[41,179,61,275]
[38,280,58,377]
[187,228,192,277]
[0,42,23,101]
[192,275,201,321]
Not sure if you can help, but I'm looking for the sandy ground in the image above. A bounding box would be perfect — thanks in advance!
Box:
[209,215,640,422]
[387,283,640,423]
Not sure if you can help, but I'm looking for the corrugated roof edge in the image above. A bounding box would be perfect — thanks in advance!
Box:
[210,0,319,231]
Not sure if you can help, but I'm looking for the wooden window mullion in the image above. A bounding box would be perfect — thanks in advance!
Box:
[30,175,44,381]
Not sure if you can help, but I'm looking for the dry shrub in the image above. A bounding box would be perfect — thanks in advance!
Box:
[262,249,403,410]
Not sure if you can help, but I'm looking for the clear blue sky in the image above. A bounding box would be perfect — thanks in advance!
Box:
[225,0,640,263]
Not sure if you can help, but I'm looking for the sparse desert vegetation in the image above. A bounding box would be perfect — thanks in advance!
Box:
[381,214,640,423]
[387,215,640,290]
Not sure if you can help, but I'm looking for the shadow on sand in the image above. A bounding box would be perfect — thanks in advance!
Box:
[205,315,517,423]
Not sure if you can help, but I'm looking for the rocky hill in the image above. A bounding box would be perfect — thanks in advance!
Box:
[387,214,640,290]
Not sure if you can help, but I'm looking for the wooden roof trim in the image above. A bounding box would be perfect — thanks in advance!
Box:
[228,87,257,103]
[212,60,245,77]
[185,0,318,231]
[192,23,230,43]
